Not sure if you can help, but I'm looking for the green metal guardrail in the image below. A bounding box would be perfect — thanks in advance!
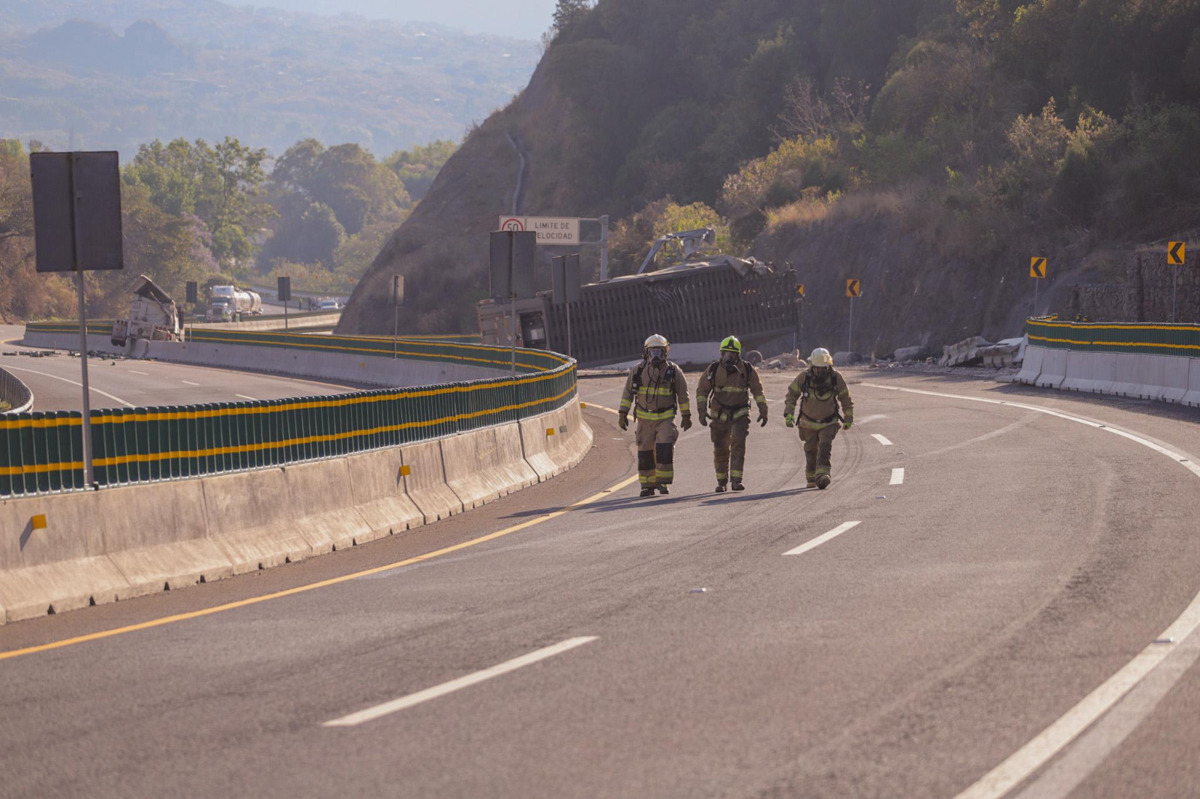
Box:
[1027,319,1200,357]
[3,328,576,497]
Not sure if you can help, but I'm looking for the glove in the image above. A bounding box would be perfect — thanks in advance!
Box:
[698,410,708,427]
[842,417,853,430]
[784,414,795,428]
[681,414,693,431]
[618,413,628,431]
[757,405,768,427]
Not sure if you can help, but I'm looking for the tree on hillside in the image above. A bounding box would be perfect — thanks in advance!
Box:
[123,137,271,268]
[0,141,79,321]
[552,0,595,39]
[384,140,456,202]
[262,140,408,270]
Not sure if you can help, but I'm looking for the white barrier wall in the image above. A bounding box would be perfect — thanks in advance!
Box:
[1018,345,1200,409]
[0,401,593,624]
[21,331,507,388]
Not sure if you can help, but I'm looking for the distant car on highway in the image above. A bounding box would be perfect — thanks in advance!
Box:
[316,298,344,311]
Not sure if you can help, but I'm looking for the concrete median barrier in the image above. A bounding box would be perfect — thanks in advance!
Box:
[441,427,535,506]
[520,416,561,481]
[204,468,322,574]
[400,439,464,523]
[1015,345,1044,385]
[1035,348,1067,389]
[346,448,424,542]
[279,459,375,554]
[0,403,591,624]
[1185,360,1200,408]
[1061,351,1109,394]
[558,402,594,467]
[101,479,234,596]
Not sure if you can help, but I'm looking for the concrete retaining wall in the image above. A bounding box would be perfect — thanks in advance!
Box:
[1017,345,1200,409]
[0,401,592,624]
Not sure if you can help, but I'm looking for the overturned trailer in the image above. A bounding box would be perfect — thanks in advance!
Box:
[478,255,799,366]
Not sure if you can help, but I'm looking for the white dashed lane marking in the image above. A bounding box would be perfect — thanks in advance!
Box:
[323,637,598,727]
[890,468,905,485]
[783,521,861,557]
[871,433,893,446]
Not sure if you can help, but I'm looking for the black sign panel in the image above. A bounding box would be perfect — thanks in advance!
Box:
[392,274,405,306]
[30,151,123,272]
[552,254,582,305]
[185,281,198,304]
[277,275,292,302]
[489,230,537,299]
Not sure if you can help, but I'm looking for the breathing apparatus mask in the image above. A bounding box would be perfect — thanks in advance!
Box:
[722,352,739,368]
[647,346,666,367]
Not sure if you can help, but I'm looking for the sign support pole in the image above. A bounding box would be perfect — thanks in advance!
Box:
[509,235,517,376]
[67,156,95,487]
[599,215,609,282]
[847,297,854,355]
[1172,268,1178,323]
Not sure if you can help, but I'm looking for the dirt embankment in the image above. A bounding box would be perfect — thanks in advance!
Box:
[754,202,1134,358]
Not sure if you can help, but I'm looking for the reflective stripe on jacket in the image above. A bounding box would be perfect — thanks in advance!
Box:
[620,360,690,421]
[783,368,853,428]
[696,360,766,420]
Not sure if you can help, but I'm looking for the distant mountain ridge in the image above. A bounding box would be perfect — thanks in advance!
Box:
[0,0,540,159]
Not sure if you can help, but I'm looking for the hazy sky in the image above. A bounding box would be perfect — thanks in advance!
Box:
[249,0,560,40]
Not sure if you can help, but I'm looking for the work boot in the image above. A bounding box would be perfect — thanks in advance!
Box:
[715,480,727,493]
[806,481,817,489]
[639,486,656,497]
[731,481,745,491]
[816,474,831,489]
[657,484,669,495]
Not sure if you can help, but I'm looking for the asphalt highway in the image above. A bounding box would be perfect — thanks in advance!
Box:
[3,367,1200,798]
[0,325,353,410]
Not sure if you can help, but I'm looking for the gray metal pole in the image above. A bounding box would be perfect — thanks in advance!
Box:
[1172,268,1178,323]
[509,237,517,375]
[393,302,399,358]
[600,215,609,282]
[1033,280,1039,317]
[566,301,573,359]
[68,155,94,487]
[847,297,853,355]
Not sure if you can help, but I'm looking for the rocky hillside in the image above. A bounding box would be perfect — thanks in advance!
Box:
[341,0,1200,355]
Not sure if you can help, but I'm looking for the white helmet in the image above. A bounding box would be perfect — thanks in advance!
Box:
[809,347,833,367]
[644,333,669,362]
[644,333,669,352]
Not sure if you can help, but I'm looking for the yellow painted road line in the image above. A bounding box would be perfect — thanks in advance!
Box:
[0,474,639,662]
[582,402,620,415]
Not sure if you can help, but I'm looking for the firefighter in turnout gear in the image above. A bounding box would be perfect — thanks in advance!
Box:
[782,347,854,489]
[695,335,768,492]
[619,334,692,497]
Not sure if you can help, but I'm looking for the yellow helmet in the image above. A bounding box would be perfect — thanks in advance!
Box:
[809,347,833,367]
[719,335,742,354]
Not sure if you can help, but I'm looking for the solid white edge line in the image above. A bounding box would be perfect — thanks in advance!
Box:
[323,636,598,728]
[2,364,135,407]
[890,468,905,485]
[871,433,893,446]
[859,382,1200,799]
[181,380,201,386]
[783,521,861,557]
[235,394,258,401]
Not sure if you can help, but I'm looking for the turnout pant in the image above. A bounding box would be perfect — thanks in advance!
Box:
[636,418,679,488]
[710,416,750,484]
[798,423,839,481]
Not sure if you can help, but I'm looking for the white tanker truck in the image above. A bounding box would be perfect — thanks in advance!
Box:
[205,285,262,322]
